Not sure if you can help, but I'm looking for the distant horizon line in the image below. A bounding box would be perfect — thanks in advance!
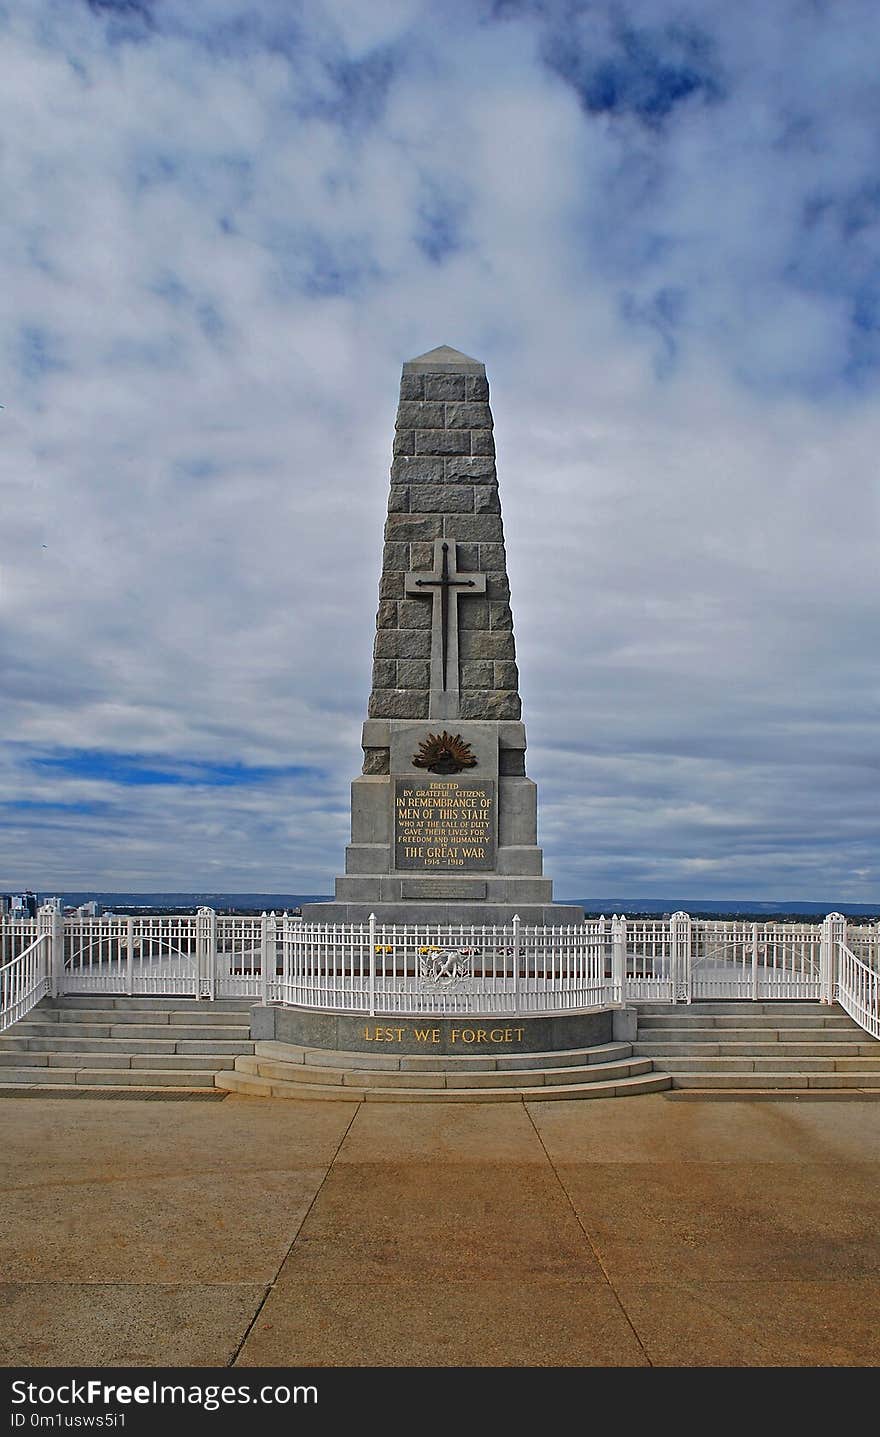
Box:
[10,888,880,915]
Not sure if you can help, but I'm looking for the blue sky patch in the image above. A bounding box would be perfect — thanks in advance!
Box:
[543,18,721,127]
[29,751,320,788]
[414,190,466,265]
[5,799,106,815]
[316,50,398,131]
[17,325,67,382]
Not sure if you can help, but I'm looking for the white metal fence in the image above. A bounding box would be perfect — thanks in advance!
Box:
[2,907,879,1039]
[619,912,827,1002]
[835,940,880,1041]
[63,914,202,995]
[0,918,39,969]
[280,916,606,1015]
[0,933,50,1032]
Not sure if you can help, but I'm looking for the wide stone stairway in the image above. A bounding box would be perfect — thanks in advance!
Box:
[5,997,878,1101]
[0,996,255,1096]
[633,1000,880,1097]
[215,1037,671,1101]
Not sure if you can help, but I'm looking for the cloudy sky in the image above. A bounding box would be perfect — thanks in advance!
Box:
[2,0,879,904]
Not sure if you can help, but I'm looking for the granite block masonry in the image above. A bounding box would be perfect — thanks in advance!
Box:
[301,346,583,925]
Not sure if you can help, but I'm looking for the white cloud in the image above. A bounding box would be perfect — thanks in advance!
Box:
[2,0,879,903]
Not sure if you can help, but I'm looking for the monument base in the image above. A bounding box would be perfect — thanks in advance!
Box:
[252,1003,619,1054]
[298,900,585,925]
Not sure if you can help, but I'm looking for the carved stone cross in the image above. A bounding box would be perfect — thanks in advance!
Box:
[405,539,487,719]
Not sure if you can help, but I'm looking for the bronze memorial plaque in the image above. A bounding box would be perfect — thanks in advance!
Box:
[395,777,496,872]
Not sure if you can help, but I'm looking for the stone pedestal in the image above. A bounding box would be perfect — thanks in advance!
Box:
[302,717,582,924]
[301,346,583,927]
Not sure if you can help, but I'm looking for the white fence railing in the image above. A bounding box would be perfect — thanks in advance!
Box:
[692,919,823,1001]
[279,916,606,1015]
[836,941,880,1041]
[0,918,39,969]
[0,934,50,1032]
[2,908,880,1038]
[59,910,271,999]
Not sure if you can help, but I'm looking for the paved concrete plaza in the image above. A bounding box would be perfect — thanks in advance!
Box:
[2,1093,880,1367]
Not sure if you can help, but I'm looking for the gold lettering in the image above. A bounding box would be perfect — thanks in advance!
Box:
[396,778,494,872]
[412,1027,442,1044]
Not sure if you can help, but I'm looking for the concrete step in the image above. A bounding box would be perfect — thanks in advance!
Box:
[251,1039,635,1074]
[633,1040,880,1058]
[669,1072,880,1090]
[127,1053,238,1071]
[0,1051,237,1071]
[0,995,255,1094]
[636,1014,859,1030]
[0,1036,255,1056]
[0,1085,226,1099]
[215,1069,672,1102]
[490,1041,634,1070]
[10,1021,252,1041]
[0,1052,62,1067]
[632,999,879,1092]
[29,1007,251,1026]
[666,1089,880,1102]
[44,997,253,1011]
[0,1067,219,1087]
[647,1055,880,1074]
[0,1036,174,1053]
[633,1026,865,1043]
[236,1053,653,1090]
[173,1039,257,1055]
[635,1002,828,1015]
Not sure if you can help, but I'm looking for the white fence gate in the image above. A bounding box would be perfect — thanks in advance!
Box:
[618,912,834,1002]
[40,910,274,1000]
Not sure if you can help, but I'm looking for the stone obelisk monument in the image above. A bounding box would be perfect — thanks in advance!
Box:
[302,346,583,924]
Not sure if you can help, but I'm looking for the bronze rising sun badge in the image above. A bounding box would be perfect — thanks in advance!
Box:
[412,731,478,775]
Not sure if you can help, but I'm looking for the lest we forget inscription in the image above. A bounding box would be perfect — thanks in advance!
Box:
[394,777,496,871]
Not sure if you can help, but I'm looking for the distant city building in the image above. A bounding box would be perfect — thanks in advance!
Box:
[1,893,51,918]
[4,894,34,918]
